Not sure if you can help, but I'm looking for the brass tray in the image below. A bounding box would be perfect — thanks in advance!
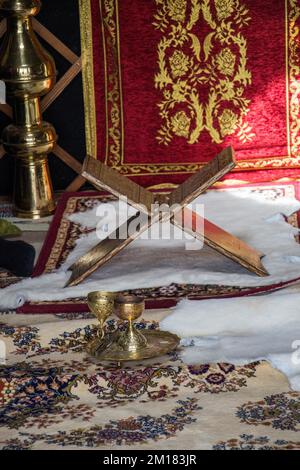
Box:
[87,330,180,362]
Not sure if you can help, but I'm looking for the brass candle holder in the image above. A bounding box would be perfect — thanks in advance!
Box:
[86,292,180,362]
[0,0,57,219]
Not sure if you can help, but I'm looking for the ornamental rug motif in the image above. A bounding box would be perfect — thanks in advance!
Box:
[213,434,300,450]
[80,0,300,185]
[236,392,300,432]
[0,311,299,450]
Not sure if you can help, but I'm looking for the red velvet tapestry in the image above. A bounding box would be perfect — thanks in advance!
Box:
[79,0,300,187]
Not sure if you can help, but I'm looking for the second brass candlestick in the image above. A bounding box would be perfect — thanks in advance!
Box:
[115,295,148,353]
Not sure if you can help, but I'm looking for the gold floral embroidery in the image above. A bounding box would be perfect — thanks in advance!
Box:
[101,0,123,167]
[219,109,238,137]
[80,0,300,176]
[288,0,300,159]
[216,48,236,77]
[172,81,189,102]
[169,50,190,78]
[171,111,191,137]
[154,0,254,146]
[167,0,187,22]
[79,0,97,158]
[215,0,234,20]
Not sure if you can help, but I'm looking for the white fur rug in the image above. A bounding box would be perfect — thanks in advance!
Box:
[161,288,300,391]
[1,188,300,310]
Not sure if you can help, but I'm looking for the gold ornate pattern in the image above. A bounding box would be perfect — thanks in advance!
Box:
[100,0,123,167]
[79,0,300,176]
[79,0,97,158]
[288,0,300,160]
[44,197,81,273]
[153,0,254,146]
[43,195,116,273]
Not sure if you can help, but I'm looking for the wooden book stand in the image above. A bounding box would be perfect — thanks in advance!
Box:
[65,147,268,287]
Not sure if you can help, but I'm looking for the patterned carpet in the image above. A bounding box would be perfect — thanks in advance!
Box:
[1,309,300,450]
[1,183,300,449]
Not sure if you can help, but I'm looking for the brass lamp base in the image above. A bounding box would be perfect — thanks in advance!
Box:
[13,154,56,219]
[2,118,58,218]
[13,155,56,220]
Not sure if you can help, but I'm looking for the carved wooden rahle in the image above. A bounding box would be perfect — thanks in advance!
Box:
[66,147,268,287]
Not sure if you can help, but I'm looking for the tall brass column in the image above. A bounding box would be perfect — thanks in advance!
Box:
[0,0,57,218]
